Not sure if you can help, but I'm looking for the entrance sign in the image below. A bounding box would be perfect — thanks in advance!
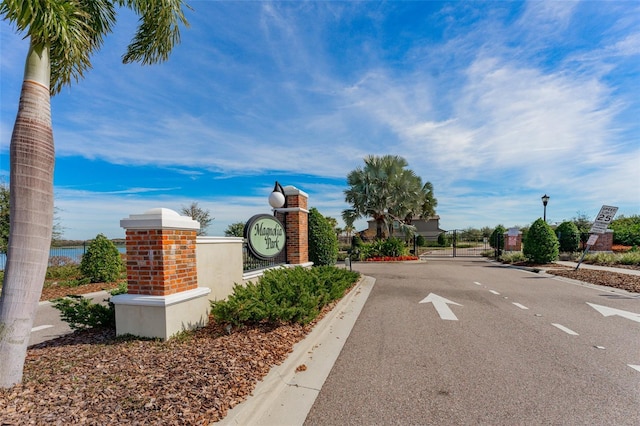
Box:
[589,205,618,234]
[244,214,286,260]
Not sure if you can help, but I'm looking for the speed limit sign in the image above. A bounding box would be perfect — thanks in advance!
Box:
[589,205,618,234]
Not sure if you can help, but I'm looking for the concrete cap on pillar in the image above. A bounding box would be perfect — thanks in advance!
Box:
[120,207,200,230]
[282,185,309,198]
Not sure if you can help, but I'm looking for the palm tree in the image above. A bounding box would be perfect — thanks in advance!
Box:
[0,0,190,388]
[343,155,437,240]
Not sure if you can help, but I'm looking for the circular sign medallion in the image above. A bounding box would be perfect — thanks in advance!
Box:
[244,214,286,260]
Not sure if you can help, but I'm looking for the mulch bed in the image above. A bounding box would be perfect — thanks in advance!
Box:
[1,290,347,425]
[39,282,123,302]
[545,268,640,293]
[1,320,319,424]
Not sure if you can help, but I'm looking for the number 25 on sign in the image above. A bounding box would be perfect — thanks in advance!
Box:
[595,205,618,223]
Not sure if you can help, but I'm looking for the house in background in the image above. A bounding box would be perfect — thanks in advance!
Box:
[361,216,445,241]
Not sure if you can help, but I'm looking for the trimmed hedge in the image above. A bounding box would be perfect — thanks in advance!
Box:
[523,219,559,263]
[210,266,360,326]
[555,221,580,253]
[308,208,339,266]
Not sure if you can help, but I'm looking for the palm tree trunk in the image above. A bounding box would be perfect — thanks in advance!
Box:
[0,42,54,388]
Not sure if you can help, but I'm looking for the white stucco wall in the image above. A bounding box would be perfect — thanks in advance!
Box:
[196,236,244,301]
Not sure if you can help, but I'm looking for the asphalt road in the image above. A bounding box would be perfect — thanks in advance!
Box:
[29,291,109,346]
[305,259,640,425]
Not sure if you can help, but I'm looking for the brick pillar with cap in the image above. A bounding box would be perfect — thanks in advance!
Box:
[111,208,211,340]
[274,185,309,265]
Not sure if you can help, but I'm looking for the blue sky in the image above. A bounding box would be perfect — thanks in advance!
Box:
[1,1,639,240]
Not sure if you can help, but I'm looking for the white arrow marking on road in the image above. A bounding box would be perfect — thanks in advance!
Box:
[473,281,482,286]
[587,303,640,324]
[512,303,529,310]
[628,365,640,373]
[419,293,462,321]
[31,325,53,332]
[489,290,500,295]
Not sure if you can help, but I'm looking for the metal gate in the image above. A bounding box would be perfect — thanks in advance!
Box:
[420,230,489,257]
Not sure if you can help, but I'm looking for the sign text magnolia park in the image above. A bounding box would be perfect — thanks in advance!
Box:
[244,214,286,260]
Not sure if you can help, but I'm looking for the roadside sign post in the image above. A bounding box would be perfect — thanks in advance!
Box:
[576,205,618,270]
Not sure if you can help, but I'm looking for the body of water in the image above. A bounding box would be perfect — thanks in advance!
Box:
[0,246,126,271]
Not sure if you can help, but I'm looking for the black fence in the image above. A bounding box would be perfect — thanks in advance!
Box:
[242,241,287,272]
[420,230,489,257]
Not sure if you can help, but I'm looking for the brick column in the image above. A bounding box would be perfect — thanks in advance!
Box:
[504,232,522,251]
[121,208,199,296]
[111,208,210,340]
[274,186,309,265]
[590,230,614,252]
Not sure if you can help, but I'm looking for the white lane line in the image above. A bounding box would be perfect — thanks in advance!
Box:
[473,281,482,286]
[489,290,500,295]
[31,325,53,332]
[552,323,579,336]
[512,302,529,310]
[628,365,640,373]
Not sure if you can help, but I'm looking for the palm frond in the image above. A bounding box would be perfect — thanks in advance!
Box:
[120,0,190,64]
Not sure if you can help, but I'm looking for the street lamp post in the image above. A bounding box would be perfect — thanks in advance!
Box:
[541,194,549,222]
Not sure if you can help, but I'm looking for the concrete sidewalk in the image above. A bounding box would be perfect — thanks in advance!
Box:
[553,260,640,276]
[218,275,375,426]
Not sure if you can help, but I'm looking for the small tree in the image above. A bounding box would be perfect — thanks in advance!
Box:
[523,219,559,264]
[180,202,213,236]
[555,221,580,253]
[490,225,506,251]
[80,234,124,283]
[224,222,245,237]
[572,212,592,248]
[308,208,339,266]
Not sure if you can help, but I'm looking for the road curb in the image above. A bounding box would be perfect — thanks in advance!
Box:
[219,275,376,426]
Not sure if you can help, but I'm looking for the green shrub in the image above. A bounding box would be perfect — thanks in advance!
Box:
[308,208,339,266]
[584,252,616,265]
[437,232,449,247]
[555,221,580,253]
[381,237,406,257]
[618,251,640,265]
[80,234,124,283]
[490,225,506,251]
[416,235,426,247]
[358,238,408,260]
[46,263,82,280]
[52,283,127,330]
[523,219,559,263]
[610,215,640,246]
[210,266,360,326]
[499,252,527,263]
